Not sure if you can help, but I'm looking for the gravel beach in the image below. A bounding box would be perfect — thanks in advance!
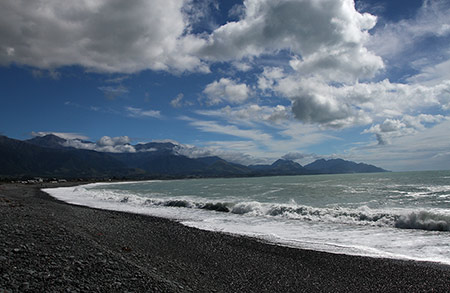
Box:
[1,182,449,292]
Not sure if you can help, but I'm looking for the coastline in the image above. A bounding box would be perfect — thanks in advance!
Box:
[1,182,449,292]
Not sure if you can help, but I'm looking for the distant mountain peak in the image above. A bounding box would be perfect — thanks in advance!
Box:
[271,159,303,168]
[134,141,177,152]
[305,158,387,174]
[26,134,67,149]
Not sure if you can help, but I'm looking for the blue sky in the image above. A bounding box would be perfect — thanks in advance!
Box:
[1,0,450,171]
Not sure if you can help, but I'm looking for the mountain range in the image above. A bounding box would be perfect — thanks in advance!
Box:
[0,134,387,179]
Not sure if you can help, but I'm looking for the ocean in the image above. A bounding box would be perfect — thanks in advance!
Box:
[44,171,450,265]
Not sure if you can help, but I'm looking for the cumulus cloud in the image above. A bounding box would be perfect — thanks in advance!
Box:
[1,0,384,80]
[193,0,393,129]
[200,0,383,82]
[290,91,370,127]
[259,69,450,128]
[203,78,250,105]
[288,46,383,83]
[0,0,207,73]
[125,106,162,118]
[259,74,373,128]
[196,0,448,132]
[363,114,446,145]
[257,67,285,95]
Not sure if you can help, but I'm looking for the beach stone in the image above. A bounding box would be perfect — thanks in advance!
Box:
[21,282,30,290]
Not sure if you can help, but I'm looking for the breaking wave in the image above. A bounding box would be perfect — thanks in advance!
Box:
[394,211,450,231]
[93,190,450,232]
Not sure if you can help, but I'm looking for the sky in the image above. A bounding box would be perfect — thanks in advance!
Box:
[0,0,449,171]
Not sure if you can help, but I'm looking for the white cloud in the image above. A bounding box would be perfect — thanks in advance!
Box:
[260,74,371,128]
[174,142,267,165]
[181,140,276,165]
[62,135,136,153]
[231,61,253,72]
[191,0,396,129]
[257,67,285,95]
[125,106,162,118]
[282,152,319,164]
[105,75,130,84]
[182,0,220,33]
[363,114,446,145]
[188,118,273,144]
[407,58,450,86]
[288,46,383,83]
[203,78,250,105]
[196,104,291,126]
[97,136,130,147]
[228,3,246,19]
[98,85,129,100]
[368,0,450,59]
[31,69,61,80]
[290,90,371,127]
[193,0,450,133]
[259,69,450,128]
[0,0,208,73]
[200,0,383,82]
[367,0,450,88]
[278,122,338,146]
[170,93,184,108]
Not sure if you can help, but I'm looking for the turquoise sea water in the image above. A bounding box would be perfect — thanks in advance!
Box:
[45,171,450,265]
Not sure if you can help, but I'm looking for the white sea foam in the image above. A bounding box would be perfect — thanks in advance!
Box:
[46,184,450,232]
[395,211,450,231]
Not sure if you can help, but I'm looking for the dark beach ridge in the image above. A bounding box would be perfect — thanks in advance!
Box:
[1,182,449,292]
